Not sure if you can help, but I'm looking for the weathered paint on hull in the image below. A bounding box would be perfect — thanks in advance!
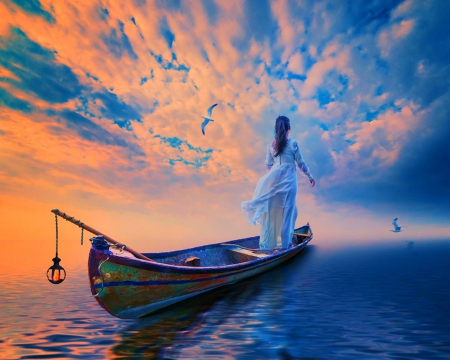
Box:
[88,227,312,319]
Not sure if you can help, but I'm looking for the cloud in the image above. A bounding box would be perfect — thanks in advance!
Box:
[158,16,175,49]
[319,94,450,218]
[201,0,220,26]
[149,51,189,72]
[89,90,143,130]
[1,0,450,253]
[232,0,278,52]
[0,87,33,113]
[156,0,182,13]
[101,20,138,60]
[301,49,350,98]
[0,27,83,103]
[55,109,144,153]
[154,134,213,154]
[8,0,55,23]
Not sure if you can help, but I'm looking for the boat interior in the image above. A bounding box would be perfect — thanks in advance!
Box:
[140,226,311,268]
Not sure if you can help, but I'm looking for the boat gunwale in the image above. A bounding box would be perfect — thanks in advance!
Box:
[89,226,313,275]
[143,225,311,258]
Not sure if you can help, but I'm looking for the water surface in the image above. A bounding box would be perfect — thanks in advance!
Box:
[1,240,450,359]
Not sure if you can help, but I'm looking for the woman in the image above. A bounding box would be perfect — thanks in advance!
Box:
[241,116,315,250]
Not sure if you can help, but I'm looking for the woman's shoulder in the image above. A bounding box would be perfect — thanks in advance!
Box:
[289,138,299,151]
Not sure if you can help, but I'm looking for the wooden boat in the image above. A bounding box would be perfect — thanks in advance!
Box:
[88,224,313,319]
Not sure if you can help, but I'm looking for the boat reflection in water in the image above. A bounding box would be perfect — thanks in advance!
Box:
[108,247,315,359]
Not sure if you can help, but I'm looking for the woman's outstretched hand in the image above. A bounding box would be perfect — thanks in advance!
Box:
[310,179,316,187]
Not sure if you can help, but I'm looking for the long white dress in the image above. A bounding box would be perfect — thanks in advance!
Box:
[241,139,313,249]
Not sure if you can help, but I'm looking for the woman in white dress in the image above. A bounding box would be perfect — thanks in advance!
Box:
[242,116,315,250]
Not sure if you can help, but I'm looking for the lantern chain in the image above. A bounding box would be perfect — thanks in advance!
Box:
[55,213,59,257]
[81,227,84,245]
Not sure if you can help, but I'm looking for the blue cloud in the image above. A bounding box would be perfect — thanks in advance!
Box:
[379,3,450,108]
[319,98,450,218]
[232,0,278,52]
[0,27,83,103]
[101,20,138,60]
[133,0,146,6]
[86,73,99,82]
[156,0,181,12]
[154,135,213,155]
[10,0,55,23]
[243,0,277,44]
[98,7,109,21]
[159,17,175,49]
[286,72,307,81]
[149,51,189,72]
[76,96,96,118]
[0,87,33,113]
[375,57,389,74]
[316,88,334,107]
[302,52,317,74]
[264,63,306,83]
[201,0,219,26]
[140,70,154,85]
[168,155,211,169]
[90,90,142,130]
[351,1,404,34]
[338,75,349,94]
[53,110,144,155]
[300,1,403,38]
[201,48,210,63]
[302,132,336,179]
[365,111,378,122]
[375,85,383,96]
[360,102,401,123]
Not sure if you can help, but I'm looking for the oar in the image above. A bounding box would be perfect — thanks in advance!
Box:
[51,209,154,262]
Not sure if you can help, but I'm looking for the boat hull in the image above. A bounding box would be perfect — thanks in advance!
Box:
[88,226,312,318]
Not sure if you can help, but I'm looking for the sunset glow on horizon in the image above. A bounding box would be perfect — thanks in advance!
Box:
[1,0,449,271]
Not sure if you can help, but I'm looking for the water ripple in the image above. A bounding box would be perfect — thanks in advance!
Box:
[1,241,450,359]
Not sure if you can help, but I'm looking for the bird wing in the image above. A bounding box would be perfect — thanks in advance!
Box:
[201,118,209,135]
[207,103,218,117]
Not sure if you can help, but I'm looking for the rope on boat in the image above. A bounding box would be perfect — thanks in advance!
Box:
[55,213,59,257]
[53,209,85,245]
[93,255,110,298]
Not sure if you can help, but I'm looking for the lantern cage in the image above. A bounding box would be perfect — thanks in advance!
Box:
[47,256,66,284]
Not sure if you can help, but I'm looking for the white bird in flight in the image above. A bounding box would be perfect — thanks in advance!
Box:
[391,218,402,232]
[201,103,218,135]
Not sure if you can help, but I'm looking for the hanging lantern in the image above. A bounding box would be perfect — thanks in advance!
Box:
[47,212,66,284]
[47,256,66,284]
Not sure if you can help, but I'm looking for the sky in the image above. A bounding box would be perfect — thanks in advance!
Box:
[1,0,449,270]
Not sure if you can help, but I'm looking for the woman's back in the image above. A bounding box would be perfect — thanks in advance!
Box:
[267,139,296,167]
[266,139,311,177]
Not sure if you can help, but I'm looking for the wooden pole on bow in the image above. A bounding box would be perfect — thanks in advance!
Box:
[51,209,154,262]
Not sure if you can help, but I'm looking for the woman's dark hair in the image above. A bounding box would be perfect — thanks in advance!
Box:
[273,115,291,157]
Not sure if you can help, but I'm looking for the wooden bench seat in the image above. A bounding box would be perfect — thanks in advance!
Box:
[221,244,268,263]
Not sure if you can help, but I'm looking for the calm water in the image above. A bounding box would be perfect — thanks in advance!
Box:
[2,240,450,359]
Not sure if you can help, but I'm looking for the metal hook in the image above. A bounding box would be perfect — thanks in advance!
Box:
[93,255,110,298]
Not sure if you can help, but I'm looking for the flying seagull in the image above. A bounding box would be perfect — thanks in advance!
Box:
[391,218,402,233]
[201,103,218,135]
